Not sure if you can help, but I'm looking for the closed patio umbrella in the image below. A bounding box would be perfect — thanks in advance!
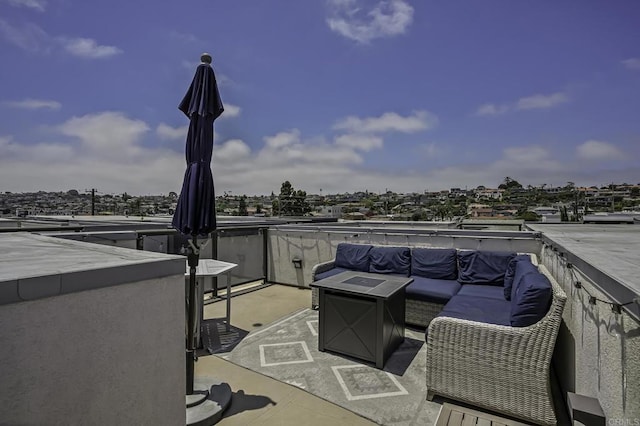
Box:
[172,53,228,424]
[172,54,223,237]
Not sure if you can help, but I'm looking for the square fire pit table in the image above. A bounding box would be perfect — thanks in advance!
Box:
[310,271,413,368]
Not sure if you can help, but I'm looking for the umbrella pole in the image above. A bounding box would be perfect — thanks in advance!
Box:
[186,235,199,395]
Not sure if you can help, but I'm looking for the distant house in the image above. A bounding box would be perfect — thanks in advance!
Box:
[317,205,345,218]
[342,211,366,221]
[472,208,495,218]
[532,206,561,222]
[474,188,503,201]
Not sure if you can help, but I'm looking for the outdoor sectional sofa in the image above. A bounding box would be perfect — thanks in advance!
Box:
[311,243,567,425]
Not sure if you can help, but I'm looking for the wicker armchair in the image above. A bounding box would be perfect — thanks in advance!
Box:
[425,264,566,426]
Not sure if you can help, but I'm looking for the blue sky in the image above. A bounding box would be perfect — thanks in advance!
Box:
[1,0,639,196]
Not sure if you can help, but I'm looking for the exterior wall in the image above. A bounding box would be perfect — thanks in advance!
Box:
[267,228,541,287]
[540,247,640,421]
[0,275,185,426]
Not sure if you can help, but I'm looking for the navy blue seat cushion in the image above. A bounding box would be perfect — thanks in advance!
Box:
[437,295,511,326]
[457,284,505,300]
[457,250,516,286]
[405,276,461,304]
[511,271,553,327]
[411,247,457,280]
[503,255,534,300]
[334,243,373,272]
[314,267,348,282]
[369,246,411,276]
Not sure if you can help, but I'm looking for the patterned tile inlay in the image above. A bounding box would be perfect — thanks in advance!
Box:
[259,341,314,367]
[306,319,318,336]
[332,365,408,401]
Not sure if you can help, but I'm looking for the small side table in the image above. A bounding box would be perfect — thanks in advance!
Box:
[185,259,237,347]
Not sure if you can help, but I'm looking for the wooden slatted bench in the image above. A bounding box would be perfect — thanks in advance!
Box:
[436,403,532,426]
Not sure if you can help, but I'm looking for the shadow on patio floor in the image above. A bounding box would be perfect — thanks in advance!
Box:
[197,317,249,355]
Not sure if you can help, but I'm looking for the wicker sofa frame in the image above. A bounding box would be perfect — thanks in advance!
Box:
[425,263,566,426]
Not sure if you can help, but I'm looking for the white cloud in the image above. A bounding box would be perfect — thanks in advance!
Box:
[0,19,49,52]
[156,123,188,141]
[621,58,640,70]
[263,129,301,149]
[476,92,569,117]
[475,103,509,116]
[222,103,241,118]
[327,0,414,44]
[58,112,149,159]
[58,37,122,58]
[516,92,568,110]
[0,113,186,195]
[253,129,364,179]
[214,139,251,162]
[4,0,46,11]
[503,145,551,163]
[257,132,363,171]
[0,135,74,162]
[0,19,122,59]
[4,98,61,110]
[333,110,438,134]
[576,140,624,161]
[215,73,234,87]
[334,134,383,151]
[2,112,637,196]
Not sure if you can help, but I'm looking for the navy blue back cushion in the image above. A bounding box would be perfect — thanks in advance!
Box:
[369,246,411,276]
[334,243,372,272]
[510,271,553,327]
[503,255,533,300]
[457,250,516,285]
[510,259,540,302]
[411,248,457,279]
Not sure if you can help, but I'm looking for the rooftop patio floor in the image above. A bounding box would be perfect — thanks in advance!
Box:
[198,283,568,425]
[198,284,379,425]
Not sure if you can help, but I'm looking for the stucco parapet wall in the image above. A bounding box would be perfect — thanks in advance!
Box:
[526,223,640,322]
[0,232,185,305]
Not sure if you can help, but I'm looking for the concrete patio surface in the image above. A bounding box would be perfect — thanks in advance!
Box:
[197,283,566,425]
[198,284,378,425]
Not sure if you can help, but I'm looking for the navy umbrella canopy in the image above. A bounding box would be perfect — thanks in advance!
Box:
[172,53,224,400]
[172,54,224,236]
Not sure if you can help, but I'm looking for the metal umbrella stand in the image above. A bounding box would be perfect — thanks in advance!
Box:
[185,238,201,394]
[172,53,230,425]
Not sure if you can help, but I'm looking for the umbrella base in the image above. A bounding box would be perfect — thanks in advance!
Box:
[186,376,232,426]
